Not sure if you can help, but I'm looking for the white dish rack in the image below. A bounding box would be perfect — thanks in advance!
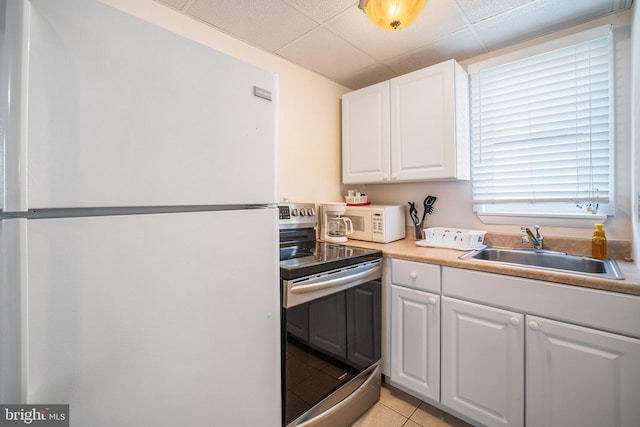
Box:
[416,227,487,251]
[345,194,368,204]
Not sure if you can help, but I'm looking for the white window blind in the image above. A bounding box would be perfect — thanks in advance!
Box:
[469,26,614,216]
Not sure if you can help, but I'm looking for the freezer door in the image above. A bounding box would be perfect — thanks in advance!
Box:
[23,209,280,426]
[4,0,277,210]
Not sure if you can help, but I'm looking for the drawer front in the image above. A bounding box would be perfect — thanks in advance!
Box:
[391,259,440,292]
[442,266,640,339]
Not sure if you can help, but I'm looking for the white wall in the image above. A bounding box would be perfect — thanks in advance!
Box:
[102,0,635,245]
[352,11,635,242]
[101,0,349,205]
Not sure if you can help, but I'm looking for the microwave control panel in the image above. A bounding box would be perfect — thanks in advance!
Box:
[372,212,384,236]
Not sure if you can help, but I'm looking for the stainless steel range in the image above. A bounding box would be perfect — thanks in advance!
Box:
[279,202,383,427]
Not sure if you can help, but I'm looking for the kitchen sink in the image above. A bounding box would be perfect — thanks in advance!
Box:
[460,247,625,280]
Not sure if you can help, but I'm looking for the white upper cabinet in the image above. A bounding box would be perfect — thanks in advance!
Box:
[390,60,469,181]
[341,60,469,184]
[342,82,391,183]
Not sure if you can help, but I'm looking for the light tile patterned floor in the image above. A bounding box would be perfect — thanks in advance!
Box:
[351,383,474,427]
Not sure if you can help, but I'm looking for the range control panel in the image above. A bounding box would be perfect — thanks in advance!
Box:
[278,203,317,230]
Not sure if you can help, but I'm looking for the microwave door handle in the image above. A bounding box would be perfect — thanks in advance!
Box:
[343,217,353,235]
[289,263,381,295]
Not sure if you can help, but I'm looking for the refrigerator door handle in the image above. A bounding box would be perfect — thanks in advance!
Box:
[1,1,30,212]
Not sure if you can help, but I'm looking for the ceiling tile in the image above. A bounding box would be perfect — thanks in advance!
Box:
[185,0,318,51]
[150,0,632,89]
[385,28,486,75]
[327,0,468,61]
[276,28,377,81]
[453,0,536,24]
[338,63,398,89]
[473,0,615,50]
[283,0,358,23]
[155,0,190,9]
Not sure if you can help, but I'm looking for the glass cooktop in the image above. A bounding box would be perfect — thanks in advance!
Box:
[278,203,381,279]
[279,240,381,280]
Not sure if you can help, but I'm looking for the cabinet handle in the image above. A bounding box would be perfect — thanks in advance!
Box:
[428,297,437,305]
[409,272,417,279]
[509,317,520,326]
[528,321,540,330]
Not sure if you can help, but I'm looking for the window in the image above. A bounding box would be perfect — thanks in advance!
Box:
[469,25,614,224]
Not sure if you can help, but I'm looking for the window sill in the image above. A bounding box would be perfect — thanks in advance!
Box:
[477,212,608,228]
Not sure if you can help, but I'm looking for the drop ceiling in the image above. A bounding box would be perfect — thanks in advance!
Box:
[154,0,633,89]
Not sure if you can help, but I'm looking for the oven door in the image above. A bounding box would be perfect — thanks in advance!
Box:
[282,260,382,426]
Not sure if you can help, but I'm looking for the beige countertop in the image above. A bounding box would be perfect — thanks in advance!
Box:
[344,238,640,297]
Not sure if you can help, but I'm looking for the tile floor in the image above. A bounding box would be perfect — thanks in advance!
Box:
[351,383,474,427]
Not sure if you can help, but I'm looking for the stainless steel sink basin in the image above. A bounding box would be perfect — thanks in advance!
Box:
[460,247,625,280]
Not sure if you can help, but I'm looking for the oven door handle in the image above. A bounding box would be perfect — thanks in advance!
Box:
[289,262,381,295]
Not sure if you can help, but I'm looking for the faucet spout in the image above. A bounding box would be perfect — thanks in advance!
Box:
[521,225,543,249]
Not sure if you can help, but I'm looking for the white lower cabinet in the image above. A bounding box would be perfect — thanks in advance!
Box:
[441,266,640,427]
[387,262,640,427]
[526,315,640,427]
[388,259,441,401]
[390,285,440,401]
[441,297,524,427]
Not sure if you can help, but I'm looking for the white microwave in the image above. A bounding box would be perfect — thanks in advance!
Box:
[344,205,405,243]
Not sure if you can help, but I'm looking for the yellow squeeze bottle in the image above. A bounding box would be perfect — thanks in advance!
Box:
[592,223,607,260]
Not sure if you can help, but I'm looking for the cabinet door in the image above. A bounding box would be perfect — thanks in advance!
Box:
[341,82,390,184]
[390,60,465,181]
[526,316,640,427]
[390,285,440,401]
[441,297,524,427]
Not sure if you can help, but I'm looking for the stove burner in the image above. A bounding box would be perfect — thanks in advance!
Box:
[279,242,316,261]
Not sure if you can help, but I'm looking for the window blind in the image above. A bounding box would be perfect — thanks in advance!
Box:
[469,26,613,212]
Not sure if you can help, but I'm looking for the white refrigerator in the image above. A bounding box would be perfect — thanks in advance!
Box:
[0,1,281,426]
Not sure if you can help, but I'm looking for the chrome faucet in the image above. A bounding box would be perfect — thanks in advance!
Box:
[521,225,543,250]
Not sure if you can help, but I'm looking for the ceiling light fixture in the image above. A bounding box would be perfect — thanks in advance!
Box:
[358,0,426,31]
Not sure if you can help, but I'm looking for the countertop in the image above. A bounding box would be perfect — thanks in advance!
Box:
[344,238,640,297]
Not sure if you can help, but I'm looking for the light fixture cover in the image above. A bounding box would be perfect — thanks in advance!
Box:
[364,0,426,30]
